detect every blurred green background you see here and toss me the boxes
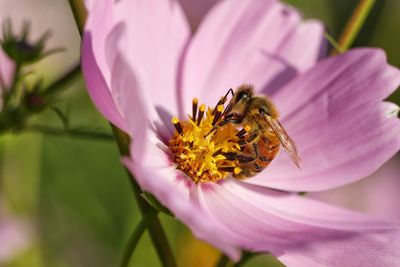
[1,1,399,267]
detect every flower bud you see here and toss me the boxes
[1,19,60,65]
[23,81,47,112]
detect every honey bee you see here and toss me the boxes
[216,84,301,178]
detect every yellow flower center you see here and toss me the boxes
[169,98,244,183]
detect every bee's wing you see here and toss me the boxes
[264,116,301,168]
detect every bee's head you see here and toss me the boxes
[233,84,254,105]
[249,97,279,119]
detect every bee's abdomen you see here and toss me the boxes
[233,134,280,179]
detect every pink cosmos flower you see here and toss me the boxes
[82,0,400,265]
[0,204,31,263]
[0,48,14,110]
[0,13,14,95]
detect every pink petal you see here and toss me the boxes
[81,0,128,131]
[0,49,14,110]
[109,54,151,146]
[122,140,241,260]
[82,35,127,131]
[246,48,400,192]
[181,0,326,112]
[199,179,400,266]
[83,0,115,82]
[0,213,31,263]
[178,0,218,31]
[272,19,327,73]
[0,48,14,90]
[112,0,190,118]
[310,157,400,221]
[83,0,190,130]
[109,50,179,145]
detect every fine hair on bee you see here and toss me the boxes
[209,84,301,178]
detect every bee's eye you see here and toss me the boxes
[259,108,268,116]
[236,91,249,101]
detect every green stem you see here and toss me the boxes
[332,0,376,54]
[26,124,114,141]
[111,125,178,267]
[10,63,21,91]
[215,254,231,267]
[120,209,158,267]
[44,64,81,97]
[66,1,177,265]
[216,252,257,267]
[4,63,21,104]
[68,0,87,35]
[232,252,256,267]
[324,32,344,54]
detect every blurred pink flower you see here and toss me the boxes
[0,49,14,89]
[82,0,400,265]
[0,48,14,110]
[0,13,14,93]
[0,207,31,263]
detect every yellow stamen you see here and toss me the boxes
[197,104,206,126]
[169,101,241,183]
[212,104,225,126]
[171,116,183,135]
[192,98,198,121]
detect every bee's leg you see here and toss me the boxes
[237,130,260,142]
[205,114,243,138]
[236,128,247,138]
[221,152,237,161]
[219,113,243,125]
[206,114,243,136]
[238,131,260,150]
[221,101,234,118]
[246,132,260,143]
[237,155,256,163]
[220,151,255,163]
[237,139,247,147]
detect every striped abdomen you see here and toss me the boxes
[233,131,280,179]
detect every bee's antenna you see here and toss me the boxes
[227,88,234,97]
[207,88,236,138]
[212,88,234,115]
